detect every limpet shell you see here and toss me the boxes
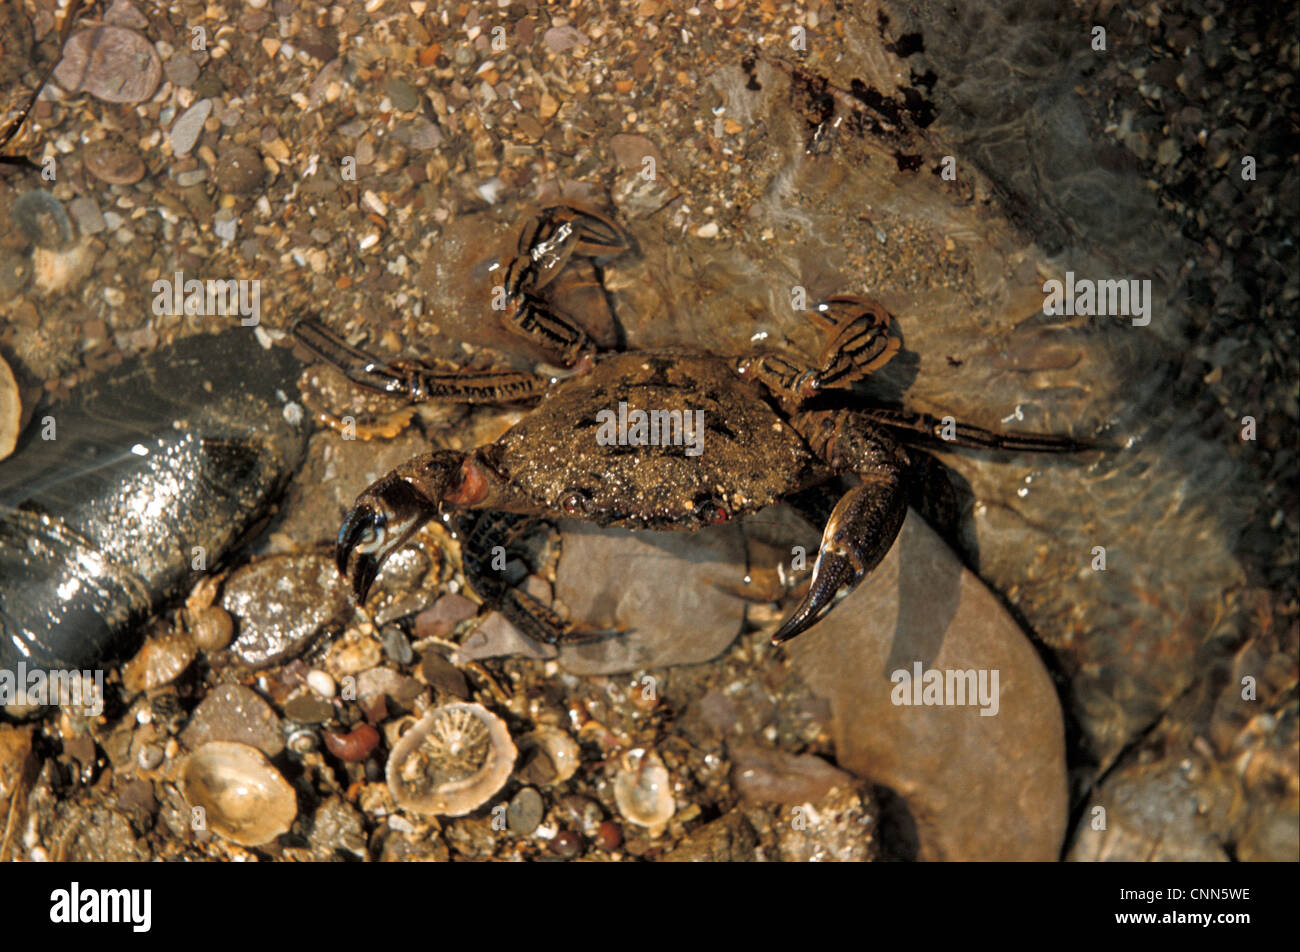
[516,727,581,785]
[613,748,675,829]
[178,741,297,846]
[0,352,20,461]
[386,702,516,816]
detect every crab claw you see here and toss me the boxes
[770,472,907,645]
[770,548,862,644]
[336,452,466,603]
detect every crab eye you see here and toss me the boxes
[560,490,592,515]
[693,496,728,524]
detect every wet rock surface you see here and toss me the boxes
[223,554,350,668]
[553,521,748,675]
[787,513,1069,861]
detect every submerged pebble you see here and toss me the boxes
[222,553,350,668]
[323,724,380,763]
[181,683,284,758]
[13,191,74,249]
[507,787,544,835]
[54,26,161,104]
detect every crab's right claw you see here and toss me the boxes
[336,452,465,602]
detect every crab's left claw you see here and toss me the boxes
[770,461,907,645]
[336,452,466,603]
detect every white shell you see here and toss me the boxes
[386,702,517,817]
[179,742,297,846]
[613,748,675,828]
[0,353,19,461]
[518,727,581,785]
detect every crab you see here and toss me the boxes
[293,203,1085,647]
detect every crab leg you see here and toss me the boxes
[809,296,901,388]
[772,413,910,644]
[291,318,552,404]
[856,406,1088,453]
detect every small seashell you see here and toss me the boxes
[515,727,580,786]
[122,630,196,694]
[305,669,335,698]
[0,352,21,462]
[190,606,234,652]
[613,748,675,829]
[386,702,516,816]
[178,741,297,846]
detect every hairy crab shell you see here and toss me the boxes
[386,702,517,816]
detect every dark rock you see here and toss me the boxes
[181,683,284,757]
[660,810,758,862]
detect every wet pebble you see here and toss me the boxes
[786,515,1068,861]
[85,141,146,185]
[13,191,74,249]
[595,820,623,851]
[282,694,334,724]
[181,683,285,757]
[661,810,757,862]
[66,197,105,237]
[164,52,200,88]
[306,669,335,698]
[457,611,556,663]
[169,99,212,157]
[507,787,544,835]
[385,77,419,111]
[215,146,266,194]
[135,744,163,770]
[549,829,583,858]
[730,746,855,804]
[322,724,380,763]
[419,652,470,699]
[54,26,161,104]
[381,625,413,665]
[308,797,367,860]
[543,25,588,53]
[413,593,479,638]
[222,553,350,668]
[553,521,747,675]
[393,118,444,151]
